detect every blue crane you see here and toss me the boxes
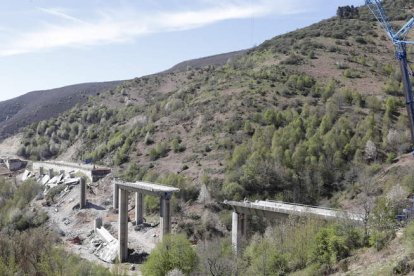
[366,0,414,147]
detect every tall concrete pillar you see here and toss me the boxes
[39,166,44,175]
[159,194,171,241]
[118,188,129,262]
[113,183,119,209]
[94,217,103,232]
[48,168,54,177]
[80,177,86,209]
[135,192,144,225]
[232,212,247,254]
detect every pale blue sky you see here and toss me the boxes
[0,0,363,101]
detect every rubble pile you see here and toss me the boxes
[22,169,81,195]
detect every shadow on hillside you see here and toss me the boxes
[127,249,149,264]
[86,202,105,211]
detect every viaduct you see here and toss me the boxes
[113,180,179,262]
[224,200,363,253]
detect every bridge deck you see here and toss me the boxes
[224,200,363,222]
[114,180,179,196]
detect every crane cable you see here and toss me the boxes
[250,0,255,48]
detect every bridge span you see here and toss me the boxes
[224,200,363,253]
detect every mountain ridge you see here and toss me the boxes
[0,49,253,141]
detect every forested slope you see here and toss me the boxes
[16,0,414,205]
[6,0,414,274]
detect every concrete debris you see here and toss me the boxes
[21,170,33,181]
[92,227,120,263]
[95,239,119,263]
[34,168,82,196]
[96,226,116,244]
[64,177,81,186]
[49,174,64,185]
[130,265,136,271]
[27,171,158,266]
[46,183,58,190]
[91,238,103,247]
[41,175,50,185]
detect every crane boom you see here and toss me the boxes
[365,0,414,148]
[366,0,394,40]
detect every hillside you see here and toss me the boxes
[0,81,122,140]
[163,49,248,73]
[14,1,414,202]
[0,49,249,143]
[4,0,414,274]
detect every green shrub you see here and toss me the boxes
[355,36,367,44]
[369,197,397,250]
[171,138,186,153]
[221,182,245,200]
[243,235,289,275]
[312,225,350,266]
[343,69,360,79]
[159,174,199,202]
[142,234,198,276]
[149,142,170,161]
[46,185,66,203]
[383,80,401,96]
[404,221,414,250]
[282,54,304,65]
[145,195,160,214]
[0,228,113,275]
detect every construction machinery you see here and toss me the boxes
[366,0,414,147]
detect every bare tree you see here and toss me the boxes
[357,170,377,243]
[196,239,238,276]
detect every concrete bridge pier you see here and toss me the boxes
[94,217,103,232]
[114,180,179,262]
[135,192,144,225]
[80,177,86,209]
[113,183,119,210]
[118,188,129,262]
[160,194,172,241]
[232,212,247,254]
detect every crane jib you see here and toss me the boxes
[366,0,414,150]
